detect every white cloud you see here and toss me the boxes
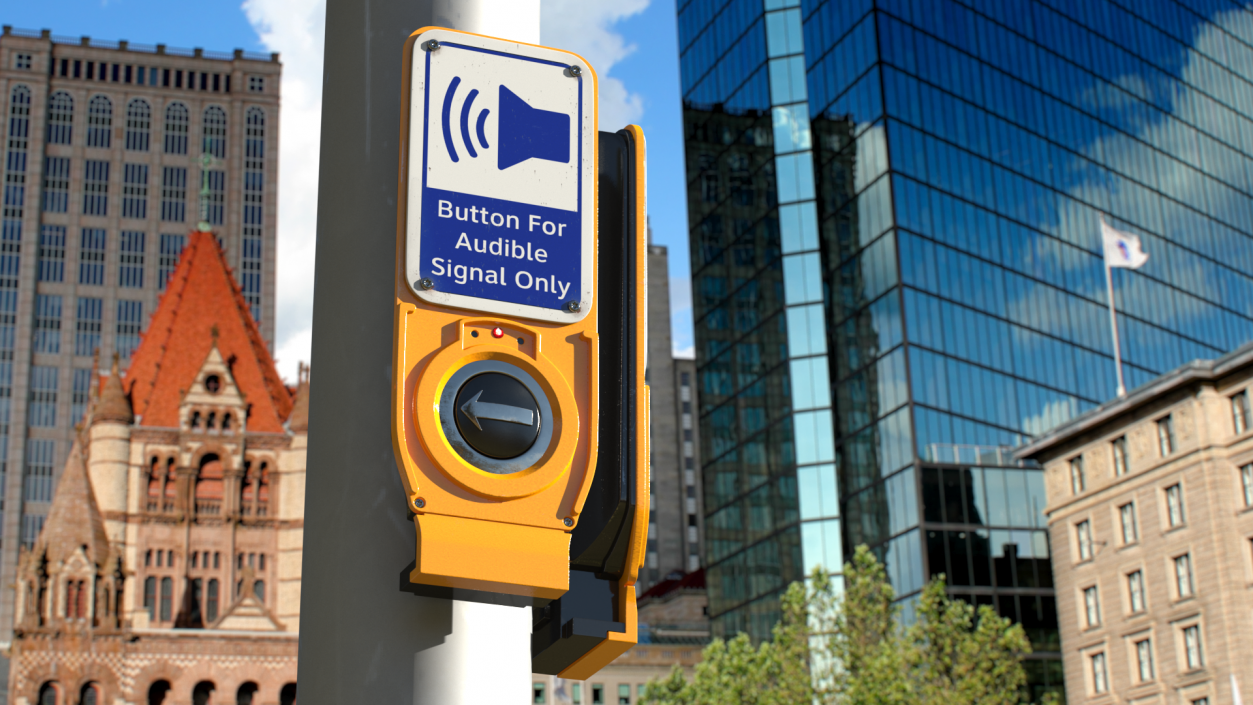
[540,0,649,130]
[242,0,326,384]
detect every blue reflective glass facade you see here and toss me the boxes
[680,0,1253,698]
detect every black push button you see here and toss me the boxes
[453,373,542,459]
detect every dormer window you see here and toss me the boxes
[190,411,201,429]
[206,411,217,430]
[205,374,221,393]
[222,413,232,432]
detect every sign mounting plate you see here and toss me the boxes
[405,28,597,323]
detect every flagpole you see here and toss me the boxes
[1102,231,1127,398]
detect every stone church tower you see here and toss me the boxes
[7,232,305,705]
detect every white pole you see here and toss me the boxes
[433,0,541,43]
[1104,262,1127,397]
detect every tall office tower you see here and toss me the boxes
[679,0,1253,697]
[0,27,280,640]
[643,242,705,593]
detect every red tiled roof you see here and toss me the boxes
[123,231,292,432]
[639,568,706,601]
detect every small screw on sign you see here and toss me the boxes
[418,278,435,290]
[564,301,581,313]
[563,517,574,527]
[566,65,582,78]
[423,39,441,52]
[414,497,426,509]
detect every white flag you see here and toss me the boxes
[1101,218,1149,269]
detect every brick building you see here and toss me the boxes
[0,27,281,645]
[1018,342,1253,704]
[6,230,304,705]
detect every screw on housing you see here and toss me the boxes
[567,65,582,78]
[564,301,581,313]
[414,497,426,509]
[423,39,440,52]
[563,517,574,527]
[418,278,435,290]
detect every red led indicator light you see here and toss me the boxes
[491,327,505,339]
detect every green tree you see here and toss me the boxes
[642,545,1037,705]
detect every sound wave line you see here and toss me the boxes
[476,109,491,150]
[460,88,479,159]
[441,76,461,163]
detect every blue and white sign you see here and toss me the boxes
[405,29,597,322]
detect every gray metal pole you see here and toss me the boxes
[299,1,541,704]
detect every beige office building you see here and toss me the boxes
[1018,343,1253,705]
[0,27,280,646]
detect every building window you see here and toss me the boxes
[592,684,604,705]
[1194,699,1210,705]
[1070,456,1085,494]
[79,229,106,285]
[1184,625,1203,670]
[533,683,545,704]
[161,167,187,222]
[47,91,73,145]
[159,577,173,621]
[122,164,148,219]
[1120,502,1138,544]
[117,300,143,359]
[159,234,186,290]
[1175,553,1194,598]
[83,161,109,216]
[41,157,70,213]
[38,226,65,282]
[204,170,225,225]
[242,107,265,321]
[1128,570,1146,613]
[572,684,582,705]
[143,576,156,618]
[618,684,630,704]
[72,368,91,424]
[1091,653,1108,694]
[1083,585,1100,627]
[33,295,62,354]
[125,98,151,151]
[1234,391,1252,434]
[29,366,58,427]
[1243,464,1253,508]
[86,95,112,148]
[248,76,264,92]
[120,231,145,288]
[14,53,32,70]
[1077,520,1093,561]
[207,579,220,623]
[1136,638,1154,682]
[20,515,44,549]
[24,439,56,501]
[164,102,189,155]
[1111,435,1128,476]
[202,106,228,158]
[1166,484,1185,527]
[75,297,102,357]
[1157,415,1175,456]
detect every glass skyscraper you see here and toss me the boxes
[680,0,1253,698]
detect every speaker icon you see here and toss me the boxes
[441,76,571,171]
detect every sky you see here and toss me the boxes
[6,0,695,382]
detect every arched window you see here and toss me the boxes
[147,680,171,705]
[65,579,87,619]
[125,98,151,151]
[192,681,215,705]
[46,90,71,144]
[202,106,227,158]
[222,413,233,432]
[280,683,296,705]
[159,577,172,622]
[254,579,265,603]
[195,454,224,515]
[164,102,188,155]
[241,460,270,517]
[206,578,219,623]
[87,95,112,148]
[38,682,60,705]
[81,682,100,705]
[236,682,258,705]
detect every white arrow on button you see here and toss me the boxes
[459,390,536,430]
